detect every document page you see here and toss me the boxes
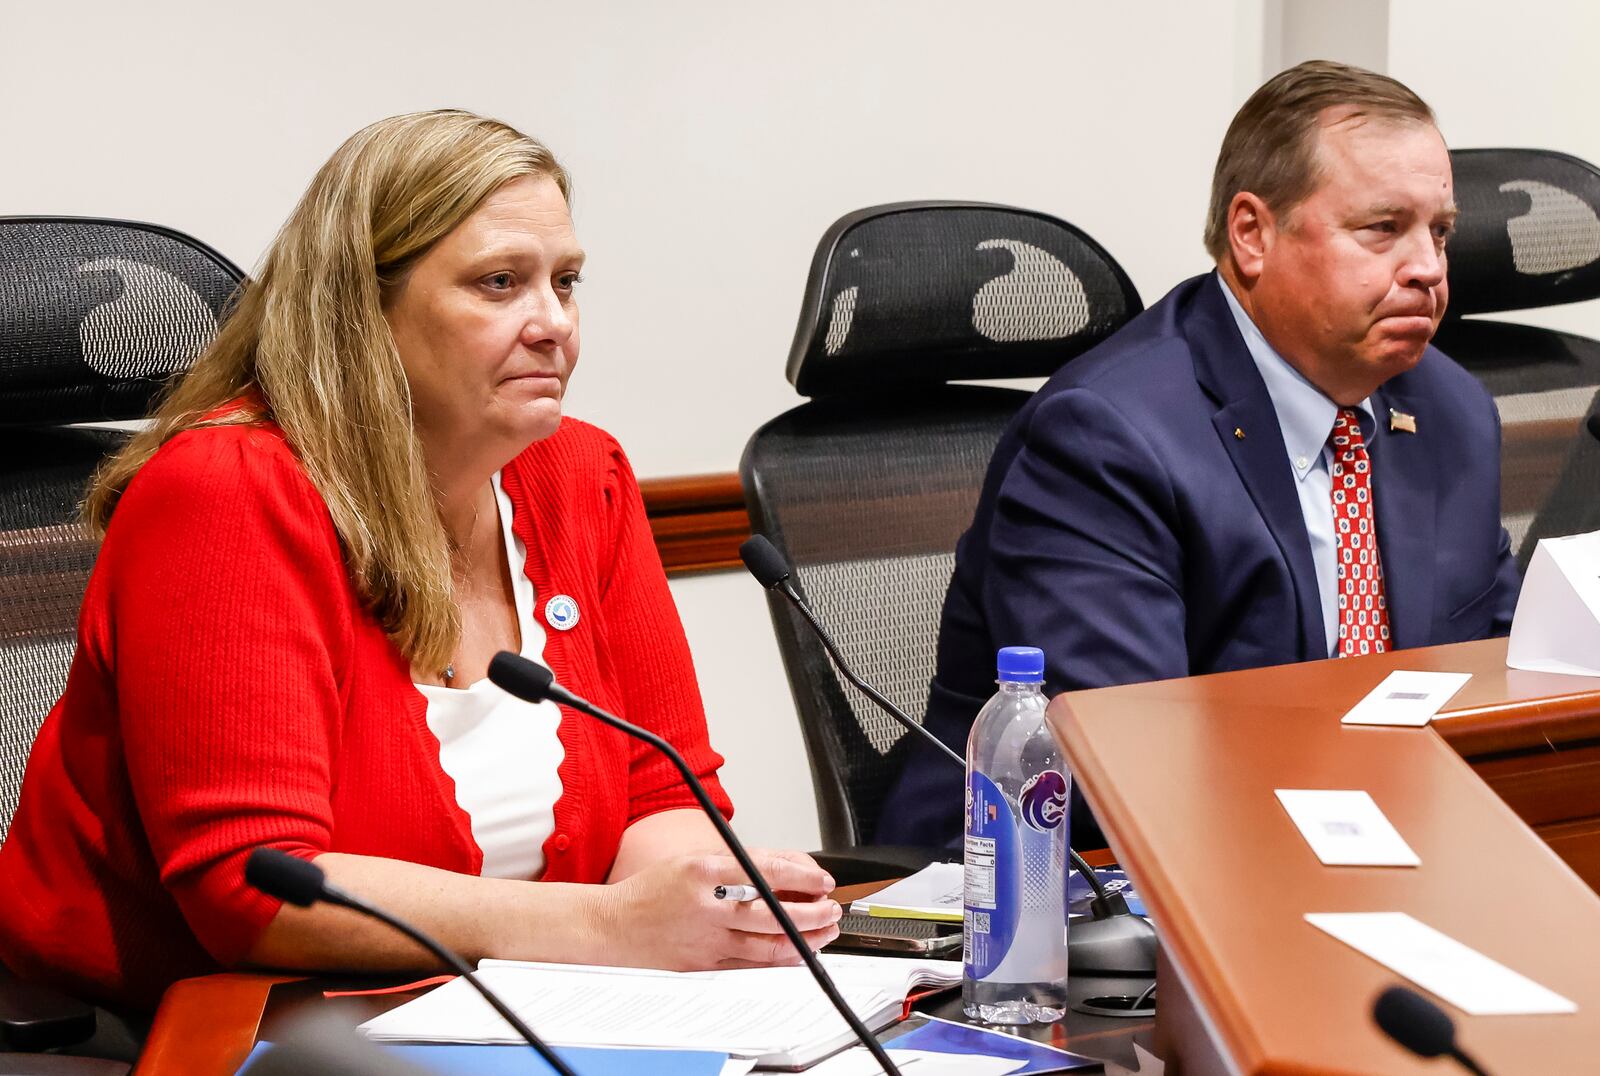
[359,955,959,1058]
[1305,912,1576,1016]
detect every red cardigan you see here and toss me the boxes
[0,417,732,1013]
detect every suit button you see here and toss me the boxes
[553,833,571,852]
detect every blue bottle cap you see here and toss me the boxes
[996,646,1045,682]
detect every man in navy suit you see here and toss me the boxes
[878,60,1521,848]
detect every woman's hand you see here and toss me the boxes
[597,850,843,970]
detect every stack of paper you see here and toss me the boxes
[850,861,1147,921]
[849,862,964,922]
[359,953,960,1070]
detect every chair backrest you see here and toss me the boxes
[1436,149,1600,568]
[742,202,1141,848]
[0,217,244,839]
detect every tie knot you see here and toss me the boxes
[1330,407,1366,451]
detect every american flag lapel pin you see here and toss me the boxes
[1389,408,1417,434]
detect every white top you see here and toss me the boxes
[416,472,566,880]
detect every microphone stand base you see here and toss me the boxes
[1068,911,1159,979]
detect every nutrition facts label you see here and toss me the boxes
[964,835,996,909]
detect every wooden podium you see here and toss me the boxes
[1049,636,1600,1074]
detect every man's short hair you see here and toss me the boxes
[1203,60,1436,260]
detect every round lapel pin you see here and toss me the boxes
[544,594,580,631]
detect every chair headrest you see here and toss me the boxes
[0,217,245,425]
[786,201,1142,397]
[1447,148,1600,316]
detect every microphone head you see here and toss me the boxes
[1373,985,1456,1059]
[488,650,555,703]
[739,535,791,589]
[245,848,328,908]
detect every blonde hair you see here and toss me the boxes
[84,109,571,673]
[1203,60,1435,260]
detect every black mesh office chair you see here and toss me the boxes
[741,202,1142,856]
[1435,149,1600,567]
[0,217,244,1067]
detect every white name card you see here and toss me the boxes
[1340,671,1472,727]
[1305,912,1576,1016]
[1275,790,1419,867]
[1507,530,1600,677]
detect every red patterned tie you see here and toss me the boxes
[1330,408,1390,657]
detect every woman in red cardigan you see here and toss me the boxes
[0,110,840,1014]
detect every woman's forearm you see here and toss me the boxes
[244,840,841,977]
[244,852,610,973]
[606,809,726,882]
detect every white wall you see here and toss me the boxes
[1388,0,1600,341]
[0,0,1254,475]
[1271,0,1391,75]
[6,2,1597,848]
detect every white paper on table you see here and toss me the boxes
[849,861,964,921]
[1274,790,1420,867]
[359,954,959,1055]
[1103,1042,1166,1076]
[806,1049,1022,1075]
[1305,912,1576,1015]
[719,1061,757,1076]
[1340,670,1472,726]
[1507,531,1600,676]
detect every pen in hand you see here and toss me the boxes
[713,884,760,902]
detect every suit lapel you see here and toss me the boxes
[1369,382,1436,649]
[1186,279,1324,662]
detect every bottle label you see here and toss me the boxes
[963,770,1018,980]
[1020,769,1068,832]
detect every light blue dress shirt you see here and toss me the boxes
[1215,273,1375,658]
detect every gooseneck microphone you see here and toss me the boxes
[740,536,963,772]
[1373,985,1491,1075]
[488,652,904,1076]
[739,535,1158,981]
[244,848,578,1076]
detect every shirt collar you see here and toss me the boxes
[1214,272,1374,481]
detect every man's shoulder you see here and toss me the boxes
[1029,274,1217,413]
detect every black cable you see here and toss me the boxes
[778,577,1113,905]
[782,581,964,769]
[319,889,579,1076]
[519,670,904,1076]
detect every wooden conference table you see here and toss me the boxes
[135,874,1154,1074]
[1050,635,1600,1074]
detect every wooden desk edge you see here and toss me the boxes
[1050,641,1600,1075]
[1049,697,1268,1073]
[136,972,301,1076]
[1437,694,1600,757]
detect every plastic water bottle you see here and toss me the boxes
[962,645,1069,1024]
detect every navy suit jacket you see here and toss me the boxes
[877,273,1521,848]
